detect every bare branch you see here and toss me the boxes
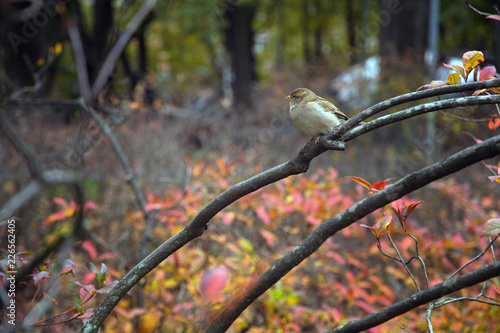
[330,260,500,333]
[449,235,500,279]
[343,94,500,142]
[80,79,500,332]
[67,19,92,103]
[206,135,500,332]
[338,78,500,133]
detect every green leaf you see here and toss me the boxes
[69,293,81,305]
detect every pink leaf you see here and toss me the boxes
[260,229,277,247]
[53,197,68,206]
[255,207,271,225]
[81,240,98,259]
[200,266,229,301]
[486,14,500,21]
[84,201,99,210]
[222,212,235,225]
[479,66,497,81]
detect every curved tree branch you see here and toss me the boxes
[338,78,500,133]
[206,135,500,332]
[80,77,500,333]
[343,94,500,141]
[330,260,500,333]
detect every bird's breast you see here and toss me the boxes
[289,103,343,137]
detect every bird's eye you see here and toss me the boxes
[292,95,296,98]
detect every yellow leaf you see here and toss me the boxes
[447,73,461,85]
[463,50,484,80]
[54,42,62,55]
[238,238,254,254]
[163,278,179,289]
[139,313,160,333]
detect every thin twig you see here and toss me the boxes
[330,261,500,333]
[449,235,500,279]
[386,232,421,291]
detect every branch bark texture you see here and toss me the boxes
[206,135,500,332]
[80,79,500,332]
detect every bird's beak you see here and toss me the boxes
[285,95,292,101]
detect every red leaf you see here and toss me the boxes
[407,200,424,216]
[491,284,500,295]
[487,119,500,130]
[372,181,387,192]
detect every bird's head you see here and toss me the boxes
[285,88,316,104]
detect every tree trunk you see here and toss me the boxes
[89,0,113,84]
[223,0,257,109]
[346,0,357,64]
[379,0,429,60]
[275,0,285,71]
[301,0,312,64]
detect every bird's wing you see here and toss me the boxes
[315,97,349,121]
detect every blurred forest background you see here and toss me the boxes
[1,0,500,332]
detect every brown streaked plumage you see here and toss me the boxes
[285,88,348,137]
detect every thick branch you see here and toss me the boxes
[338,78,500,133]
[80,92,500,332]
[79,142,331,332]
[206,135,500,332]
[343,94,500,141]
[331,260,500,333]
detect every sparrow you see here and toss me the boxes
[285,88,349,138]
